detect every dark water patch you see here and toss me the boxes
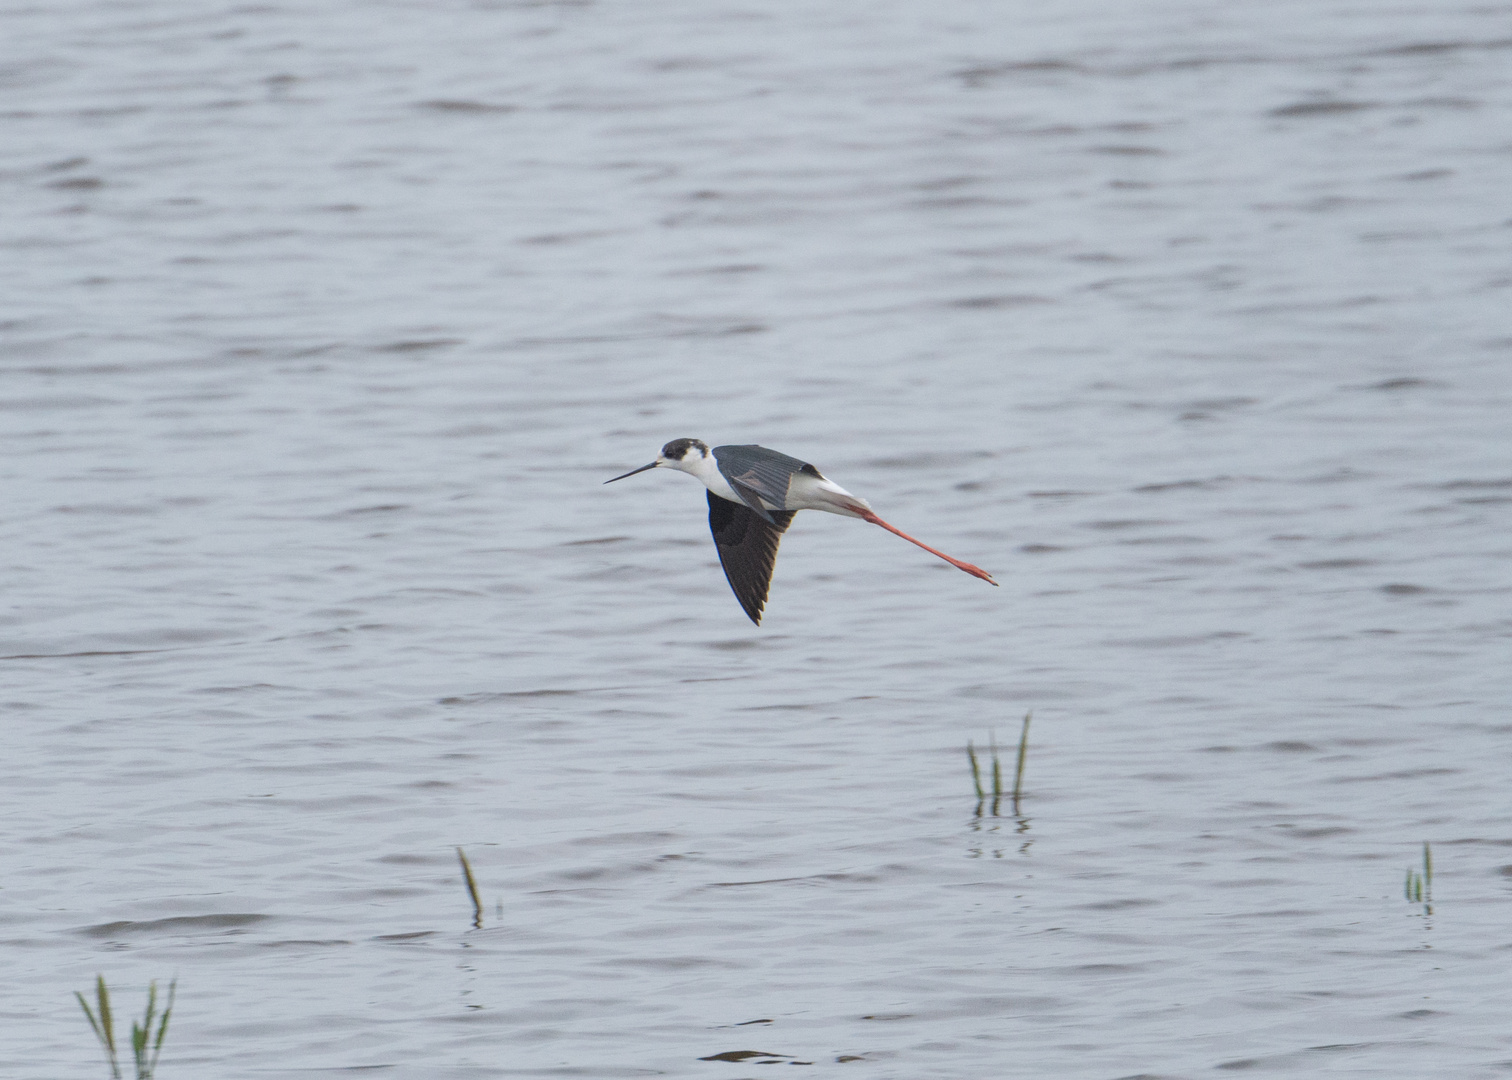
[261,939,352,947]
[519,229,624,245]
[699,1050,797,1063]
[376,853,446,865]
[372,338,462,353]
[1380,583,1430,595]
[77,913,273,938]
[1080,898,1159,910]
[956,681,1105,701]
[1298,558,1374,569]
[1365,377,1442,390]
[320,503,410,518]
[702,638,771,651]
[945,294,1054,309]
[1090,145,1164,156]
[1071,963,1145,973]
[440,688,588,704]
[1270,100,1378,117]
[602,955,743,971]
[956,60,1084,87]
[1134,476,1239,492]
[669,262,766,275]
[1367,38,1512,56]
[0,394,119,411]
[1428,478,1512,490]
[1084,518,1169,531]
[563,535,631,545]
[1,647,177,660]
[569,831,679,847]
[504,321,766,348]
[417,100,516,113]
[1405,97,1479,110]
[1109,631,1246,648]
[1274,826,1353,838]
[1329,767,1462,783]
[1116,534,1209,546]
[911,195,1027,210]
[707,872,883,888]
[191,682,296,695]
[866,449,995,468]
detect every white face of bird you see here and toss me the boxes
[656,438,710,474]
[604,438,710,485]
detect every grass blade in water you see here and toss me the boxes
[457,846,484,929]
[1012,711,1032,810]
[966,741,984,800]
[75,975,121,1080]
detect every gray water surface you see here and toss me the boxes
[4,1,1511,1077]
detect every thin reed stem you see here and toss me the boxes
[966,742,984,800]
[75,975,121,1080]
[1011,711,1032,811]
[457,846,484,929]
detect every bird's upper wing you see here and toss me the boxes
[707,489,796,625]
[712,444,823,522]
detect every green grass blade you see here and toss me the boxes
[457,847,484,929]
[1012,711,1032,807]
[77,977,121,1079]
[97,976,116,1058]
[151,980,177,1069]
[132,1020,149,1077]
[966,742,984,799]
[75,991,105,1046]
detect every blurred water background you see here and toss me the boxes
[3,1,1511,1076]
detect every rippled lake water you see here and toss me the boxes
[4,1,1511,1077]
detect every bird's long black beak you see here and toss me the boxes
[604,461,658,484]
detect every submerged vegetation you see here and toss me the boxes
[967,711,1032,817]
[1405,842,1433,907]
[75,975,175,1080]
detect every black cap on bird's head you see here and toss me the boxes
[604,438,709,483]
[659,438,708,461]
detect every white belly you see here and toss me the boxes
[785,472,871,517]
[698,471,764,508]
[698,470,871,518]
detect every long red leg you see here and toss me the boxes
[852,507,998,585]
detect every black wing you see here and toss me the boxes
[707,490,797,625]
[712,444,823,522]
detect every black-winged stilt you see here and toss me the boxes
[605,438,997,624]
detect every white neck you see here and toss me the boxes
[669,449,743,504]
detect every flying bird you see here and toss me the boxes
[605,439,997,624]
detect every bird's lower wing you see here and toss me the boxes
[707,491,796,625]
